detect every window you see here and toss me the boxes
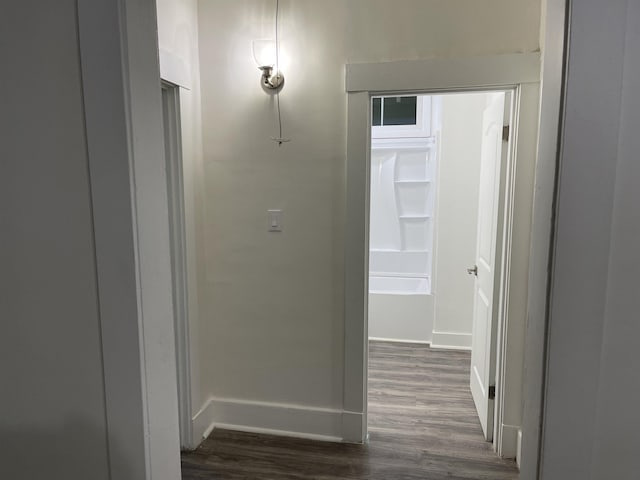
[372,96,418,126]
[371,95,432,139]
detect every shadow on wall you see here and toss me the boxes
[0,416,132,480]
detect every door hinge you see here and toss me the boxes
[502,125,510,142]
[488,385,496,400]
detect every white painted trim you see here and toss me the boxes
[344,55,546,463]
[159,48,192,90]
[341,411,365,444]
[78,0,181,478]
[517,428,523,469]
[117,0,182,476]
[77,0,150,476]
[430,332,473,350]
[500,424,520,459]
[161,83,193,450]
[368,337,431,345]
[491,83,541,460]
[520,2,568,480]
[343,91,370,444]
[191,398,215,445]
[346,54,541,93]
[493,90,513,452]
[372,95,432,138]
[193,397,344,442]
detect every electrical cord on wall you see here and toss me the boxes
[272,0,289,145]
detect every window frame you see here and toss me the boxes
[371,95,432,138]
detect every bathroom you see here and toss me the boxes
[368,92,505,349]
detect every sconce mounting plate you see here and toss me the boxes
[259,66,285,90]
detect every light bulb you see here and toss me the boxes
[252,39,277,68]
[251,39,284,90]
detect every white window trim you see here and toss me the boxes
[372,95,432,138]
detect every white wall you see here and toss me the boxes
[2,1,185,477]
[0,2,110,478]
[194,0,540,439]
[156,0,208,444]
[431,93,489,349]
[590,4,640,475]
[592,5,640,479]
[541,1,640,478]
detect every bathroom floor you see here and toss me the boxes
[181,341,518,479]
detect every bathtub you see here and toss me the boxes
[368,252,434,342]
[369,275,429,295]
[368,286,434,343]
[369,250,431,293]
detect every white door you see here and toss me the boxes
[469,92,506,441]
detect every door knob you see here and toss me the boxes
[467,265,478,276]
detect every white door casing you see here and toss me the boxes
[470,92,506,441]
[161,82,193,450]
[345,55,541,448]
[78,0,182,476]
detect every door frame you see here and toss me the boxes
[343,54,541,462]
[77,0,182,477]
[161,81,193,450]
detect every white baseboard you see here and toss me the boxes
[430,331,472,350]
[192,399,216,446]
[192,397,345,444]
[341,410,365,443]
[516,429,523,469]
[499,423,519,459]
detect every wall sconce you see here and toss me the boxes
[252,39,284,90]
[253,0,289,144]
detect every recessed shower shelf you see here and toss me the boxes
[399,215,431,219]
[394,179,431,184]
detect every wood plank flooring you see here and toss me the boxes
[181,341,519,479]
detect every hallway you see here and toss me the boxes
[181,341,518,479]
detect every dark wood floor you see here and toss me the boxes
[181,341,519,479]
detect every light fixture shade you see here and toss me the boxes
[252,39,277,68]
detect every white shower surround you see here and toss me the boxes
[368,100,437,290]
[368,96,438,342]
[368,93,491,345]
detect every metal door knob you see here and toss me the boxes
[467,265,478,276]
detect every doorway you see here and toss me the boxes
[344,55,541,465]
[367,90,513,454]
